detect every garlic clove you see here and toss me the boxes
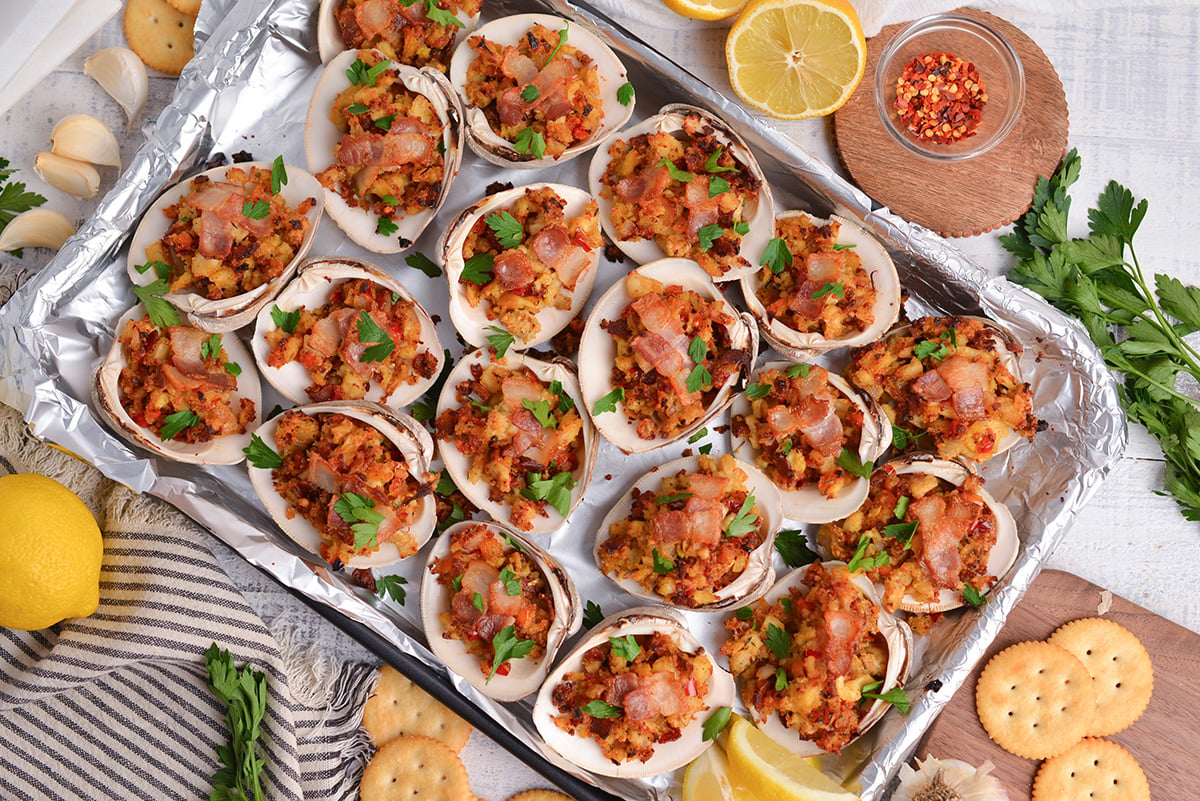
[0,209,75,252]
[50,114,122,169]
[83,47,148,131]
[34,152,101,199]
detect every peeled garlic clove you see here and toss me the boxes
[51,114,122,169]
[0,209,75,252]
[84,47,148,130]
[35,152,101,199]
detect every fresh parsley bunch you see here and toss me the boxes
[1003,149,1200,520]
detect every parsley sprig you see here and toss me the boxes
[333,493,385,551]
[1004,148,1200,520]
[0,157,48,256]
[205,644,268,801]
[488,625,534,681]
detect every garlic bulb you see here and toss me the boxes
[892,757,1010,801]
[0,209,75,252]
[84,47,148,131]
[51,114,121,169]
[34,152,101,198]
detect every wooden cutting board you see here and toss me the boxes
[917,569,1200,800]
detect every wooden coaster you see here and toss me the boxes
[832,9,1068,238]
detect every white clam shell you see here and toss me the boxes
[749,561,913,757]
[305,49,464,253]
[881,454,1020,614]
[92,305,263,465]
[448,13,632,169]
[316,0,483,65]
[436,347,597,533]
[587,103,776,282]
[533,606,736,778]
[419,522,582,701]
[731,361,892,523]
[740,212,901,358]
[246,400,436,568]
[578,257,758,453]
[251,257,444,408]
[126,161,325,333]
[592,454,783,610]
[439,182,601,350]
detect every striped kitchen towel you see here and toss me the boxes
[0,404,376,801]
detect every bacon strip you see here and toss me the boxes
[912,370,953,402]
[197,211,235,258]
[687,473,730,499]
[684,176,720,239]
[354,0,394,39]
[805,250,845,283]
[530,225,589,291]
[910,494,965,589]
[936,355,993,422]
[336,131,437,167]
[623,672,686,721]
[214,191,273,238]
[822,608,863,676]
[614,164,670,205]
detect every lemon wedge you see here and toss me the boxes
[659,0,748,21]
[725,0,866,119]
[725,716,861,801]
[683,742,760,801]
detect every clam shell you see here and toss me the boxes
[439,183,601,350]
[126,162,324,333]
[578,257,758,453]
[587,103,775,282]
[883,454,1020,614]
[305,49,464,253]
[246,400,436,568]
[532,606,736,778]
[250,257,444,408]
[749,562,913,757]
[419,522,582,701]
[447,13,632,169]
[740,212,901,358]
[92,305,263,465]
[436,348,597,533]
[731,361,892,523]
[592,454,783,610]
[316,0,483,65]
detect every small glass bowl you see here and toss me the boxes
[874,13,1025,161]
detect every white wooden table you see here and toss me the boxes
[2,3,1198,798]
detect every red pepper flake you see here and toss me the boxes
[893,52,988,144]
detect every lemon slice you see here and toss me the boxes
[725,0,866,119]
[683,743,759,801]
[725,716,861,801]
[660,0,748,21]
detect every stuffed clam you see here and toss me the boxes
[588,103,775,282]
[434,348,596,533]
[593,454,782,610]
[448,13,632,168]
[731,362,892,523]
[440,183,602,350]
[305,48,463,253]
[246,401,436,569]
[316,0,483,69]
[251,257,444,408]
[420,521,581,701]
[816,455,1020,613]
[126,161,323,332]
[93,305,262,465]
[720,561,913,756]
[845,315,1039,463]
[740,211,901,359]
[533,607,736,778]
[579,258,757,453]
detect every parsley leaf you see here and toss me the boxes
[812,281,845,300]
[688,335,707,364]
[735,606,753,621]
[460,252,495,284]
[860,682,911,714]
[962,584,987,607]
[522,398,557,428]
[582,699,621,718]
[376,216,399,237]
[912,338,951,361]
[241,199,270,220]
[893,495,911,520]
[486,210,524,249]
[775,529,819,568]
[786,364,810,378]
[159,410,199,441]
[882,520,919,546]
[696,223,723,251]
[520,470,576,517]
[698,443,713,455]
[652,548,675,574]
[833,242,857,251]
[775,667,789,691]
[609,634,641,661]
[423,0,464,28]
[592,387,624,415]
[473,592,485,612]
[657,156,695,184]
[704,146,738,174]
[270,156,287,194]
[271,304,301,334]
[760,238,793,275]
[656,492,693,504]
[733,221,750,236]
[688,427,708,444]
[519,83,540,102]
[357,311,395,362]
[746,382,771,399]
[485,325,515,357]
[346,102,369,114]
[243,435,283,470]
[133,278,181,328]
[489,625,535,681]
[346,57,390,86]
[685,364,712,394]
[847,533,889,573]
[512,127,546,159]
[708,175,730,198]
[333,493,385,551]
[405,252,441,277]
[724,494,758,537]
[204,644,268,801]
[616,81,635,106]
[891,423,918,449]
[374,113,397,132]
[702,706,731,741]
[545,25,569,64]
[583,600,604,629]
[200,334,222,361]
[765,623,790,660]
[836,448,873,479]
[0,158,48,252]
[376,575,408,604]
[224,362,242,377]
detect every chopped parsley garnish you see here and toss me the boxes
[775,667,789,691]
[134,259,169,275]
[376,575,407,604]
[735,606,753,621]
[765,623,790,660]
[374,114,397,132]
[497,566,522,596]
[913,333,954,361]
[582,700,621,718]
[847,533,889,573]
[381,194,400,207]
[592,387,624,415]
[357,311,395,362]
[733,221,750,236]
[652,548,675,574]
[702,706,731,742]
[436,470,457,496]
[460,252,495,285]
[489,625,535,681]
[270,156,287,194]
[520,470,576,517]
[860,681,910,713]
[132,275,181,329]
[708,175,730,198]
[346,102,369,114]
[243,434,283,469]
[704,146,738,174]
[512,127,546,159]
[836,448,873,479]
[200,334,222,361]
[0,157,47,255]
[545,25,569,63]
[616,81,635,106]
[655,492,693,504]
[761,237,794,275]
[657,156,695,184]
[405,251,441,277]
[891,423,918,449]
[548,380,574,413]
[271,304,301,334]
[333,493,385,551]
[224,362,242,377]
[451,575,463,592]
[485,325,515,357]
[812,281,845,300]
[472,592,485,612]
[159,410,200,441]
[583,600,604,629]
[346,56,390,86]
[724,494,758,537]
[775,529,819,568]
[520,85,539,102]
[882,520,919,546]
[688,427,708,444]
[696,223,723,251]
[779,439,792,455]
[893,495,911,520]
[786,364,810,378]
[687,335,707,364]
[609,634,641,661]
[685,336,711,393]
[522,398,557,429]
[419,0,464,28]
[832,242,857,251]
[376,216,399,237]
[241,199,270,220]
[962,584,987,607]
[746,382,771,399]
[486,210,524,249]
[698,443,713,455]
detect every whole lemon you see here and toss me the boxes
[0,473,103,631]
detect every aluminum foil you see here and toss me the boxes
[0,0,1126,798]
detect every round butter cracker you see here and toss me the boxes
[165,0,202,15]
[508,791,576,801]
[1049,617,1154,737]
[1032,738,1150,801]
[362,665,473,752]
[124,0,196,76]
[975,640,1096,759]
[360,735,472,801]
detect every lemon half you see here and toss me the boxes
[660,0,748,21]
[725,716,861,801]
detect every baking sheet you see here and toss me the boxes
[0,0,1126,798]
